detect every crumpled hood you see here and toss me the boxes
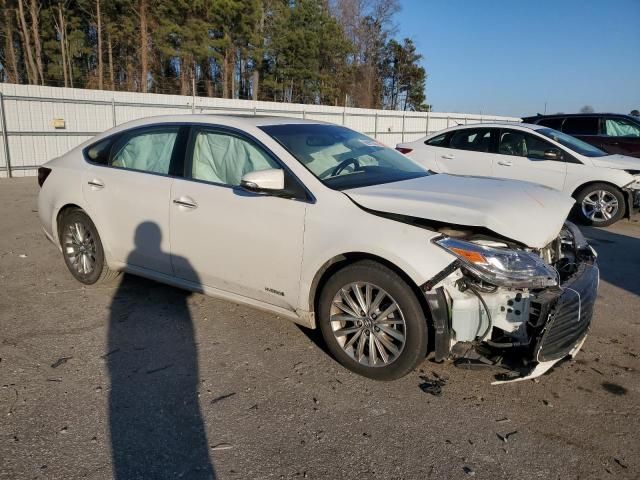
[590,154,640,171]
[344,174,575,249]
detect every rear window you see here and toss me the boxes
[562,117,599,135]
[425,133,448,146]
[537,118,564,130]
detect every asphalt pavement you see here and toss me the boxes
[1,177,638,479]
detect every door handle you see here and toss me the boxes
[88,179,104,189]
[173,197,198,209]
[441,154,455,159]
[497,160,512,166]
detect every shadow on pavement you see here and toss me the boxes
[107,222,215,479]
[582,225,640,296]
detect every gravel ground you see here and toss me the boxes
[1,177,639,480]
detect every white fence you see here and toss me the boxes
[0,83,520,178]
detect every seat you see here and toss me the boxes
[499,133,527,156]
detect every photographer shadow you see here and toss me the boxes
[107,222,216,479]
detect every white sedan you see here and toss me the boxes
[397,123,640,226]
[38,116,598,381]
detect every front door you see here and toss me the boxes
[600,117,640,157]
[169,126,307,310]
[492,129,567,190]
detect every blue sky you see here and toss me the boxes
[395,0,640,117]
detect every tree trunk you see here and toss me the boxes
[179,58,189,96]
[56,5,68,88]
[222,38,231,99]
[107,31,114,90]
[28,0,43,84]
[96,0,103,90]
[16,1,36,84]
[2,1,19,83]
[139,0,148,92]
[252,70,259,101]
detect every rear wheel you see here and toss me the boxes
[59,209,119,285]
[574,183,625,227]
[318,260,428,380]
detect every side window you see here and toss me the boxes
[562,117,598,135]
[538,118,564,130]
[425,133,448,146]
[191,130,280,186]
[604,118,640,137]
[85,137,113,165]
[499,130,557,160]
[449,129,492,152]
[110,128,179,174]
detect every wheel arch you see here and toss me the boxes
[571,180,628,216]
[55,203,84,242]
[308,252,432,340]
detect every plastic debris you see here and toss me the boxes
[51,357,72,369]
[418,374,446,396]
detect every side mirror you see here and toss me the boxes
[240,168,285,193]
[543,149,563,160]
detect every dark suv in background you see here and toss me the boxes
[522,113,640,158]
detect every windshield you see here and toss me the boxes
[536,127,607,157]
[260,123,429,190]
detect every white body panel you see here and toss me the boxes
[399,123,640,196]
[169,178,306,310]
[38,114,578,331]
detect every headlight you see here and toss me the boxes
[434,237,558,289]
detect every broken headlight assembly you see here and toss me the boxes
[434,237,558,289]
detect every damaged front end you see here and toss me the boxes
[422,221,599,383]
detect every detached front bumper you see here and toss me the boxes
[623,187,640,218]
[424,233,599,383]
[530,262,598,364]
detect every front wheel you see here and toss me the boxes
[317,260,428,380]
[574,183,625,227]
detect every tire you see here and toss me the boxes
[317,260,428,381]
[574,183,625,227]
[58,209,120,285]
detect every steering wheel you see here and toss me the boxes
[319,158,361,179]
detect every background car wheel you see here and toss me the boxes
[574,183,625,227]
[318,260,428,380]
[58,209,119,285]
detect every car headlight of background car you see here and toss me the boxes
[434,237,558,289]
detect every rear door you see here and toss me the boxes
[492,129,567,190]
[600,117,640,157]
[82,125,187,275]
[434,127,496,176]
[561,116,600,150]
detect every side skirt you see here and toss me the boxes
[111,261,315,329]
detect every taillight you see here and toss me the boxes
[37,167,52,187]
[396,147,413,154]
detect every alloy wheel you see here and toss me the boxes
[329,282,406,367]
[581,190,619,223]
[63,221,97,275]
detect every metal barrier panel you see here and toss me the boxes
[0,84,520,176]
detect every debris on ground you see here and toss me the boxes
[495,417,510,423]
[418,374,446,396]
[51,357,72,369]
[462,466,475,476]
[496,431,518,443]
[210,392,236,405]
[613,458,628,469]
[210,443,233,451]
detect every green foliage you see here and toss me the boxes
[0,0,428,109]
